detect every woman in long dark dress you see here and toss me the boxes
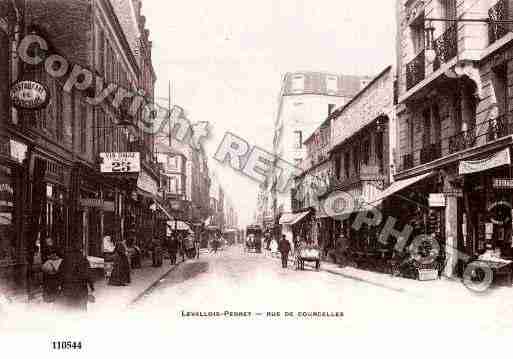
[109,241,131,286]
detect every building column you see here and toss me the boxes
[444,194,458,278]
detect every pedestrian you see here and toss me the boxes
[41,236,62,263]
[108,241,131,286]
[278,234,291,268]
[167,235,179,265]
[41,249,62,303]
[179,235,186,262]
[210,236,219,254]
[57,245,94,312]
[151,236,163,267]
[270,237,279,258]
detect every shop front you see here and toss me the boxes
[455,147,513,283]
[0,136,28,295]
[278,210,310,249]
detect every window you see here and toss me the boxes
[375,132,384,172]
[492,63,508,116]
[80,104,87,153]
[353,145,360,174]
[344,152,350,178]
[328,104,335,116]
[97,30,104,75]
[326,75,338,94]
[55,87,63,140]
[335,155,341,180]
[362,139,370,165]
[440,0,456,30]
[408,118,415,153]
[0,165,17,265]
[293,130,303,149]
[294,158,302,167]
[422,108,431,147]
[291,74,305,93]
[410,15,425,55]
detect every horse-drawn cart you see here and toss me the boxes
[294,245,321,271]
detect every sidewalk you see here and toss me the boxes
[262,249,513,302]
[88,257,182,313]
[3,257,183,313]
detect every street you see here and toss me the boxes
[129,246,513,337]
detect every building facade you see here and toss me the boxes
[268,72,371,230]
[0,0,159,297]
[395,0,513,276]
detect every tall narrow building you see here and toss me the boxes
[268,72,371,226]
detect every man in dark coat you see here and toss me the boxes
[278,235,291,268]
[167,235,179,265]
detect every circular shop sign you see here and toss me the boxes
[10,80,50,110]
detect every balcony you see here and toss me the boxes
[406,50,425,90]
[328,165,384,192]
[419,142,442,164]
[449,114,513,154]
[489,0,510,45]
[402,153,414,171]
[433,24,458,71]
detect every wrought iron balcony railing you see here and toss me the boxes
[448,114,513,154]
[489,0,510,44]
[406,50,425,90]
[419,141,442,164]
[433,24,458,71]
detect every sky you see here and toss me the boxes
[143,0,396,227]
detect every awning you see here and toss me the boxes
[167,220,193,232]
[206,225,219,231]
[368,171,434,204]
[459,148,510,175]
[279,210,310,225]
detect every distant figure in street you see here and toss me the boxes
[278,235,291,268]
[270,238,279,258]
[210,236,219,254]
[109,241,131,286]
[151,236,163,267]
[167,236,179,264]
[58,245,94,312]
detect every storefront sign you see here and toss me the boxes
[493,178,513,189]
[100,152,140,173]
[10,80,50,110]
[137,170,158,196]
[459,148,511,175]
[429,193,446,207]
[80,198,114,211]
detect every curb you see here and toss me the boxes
[129,259,185,305]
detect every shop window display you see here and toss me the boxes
[0,166,16,266]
